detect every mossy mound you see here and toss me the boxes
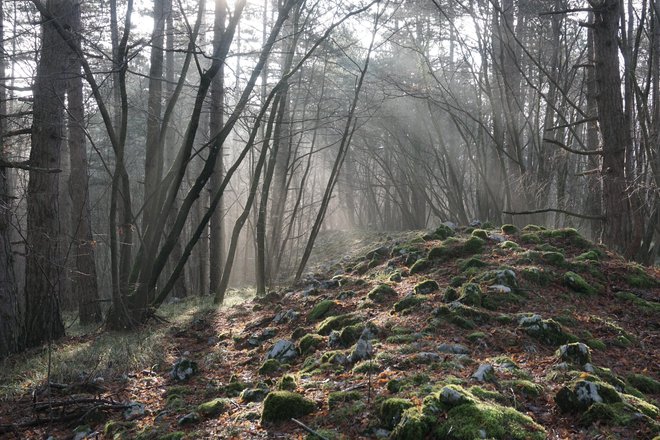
[197,398,230,417]
[414,279,439,294]
[367,284,397,303]
[520,267,553,286]
[471,229,489,240]
[443,287,460,302]
[625,264,659,288]
[428,237,485,261]
[409,258,430,274]
[327,391,361,409]
[518,315,576,345]
[316,313,361,335]
[500,240,520,250]
[426,224,455,241]
[393,295,426,313]
[557,342,592,365]
[309,300,338,320]
[389,407,430,440]
[261,391,316,423]
[563,271,599,294]
[259,358,283,375]
[614,291,660,313]
[458,283,482,307]
[555,380,622,412]
[335,324,366,347]
[277,374,297,391]
[501,224,518,234]
[575,250,601,261]
[433,302,490,329]
[627,373,660,395]
[459,257,488,271]
[501,379,544,397]
[298,333,325,355]
[378,398,414,429]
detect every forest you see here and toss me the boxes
[0,0,659,438]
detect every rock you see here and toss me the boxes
[261,391,316,423]
[389,407,429,440]
[438,385,473,407]
[348,338,373,363]
[471,364,495,382]
[123,402,146,421]
[437,343,470,354]
[489,233,506,243]
[458,283,482,307]
[518,314,574,345]
[469,219,482,227]
[177,412,199,426]
[316,313,361,335]
[308,300,337,320]
[563,271,599,294]
[555,380,621,412]
[373,428,391,438]
[320,278,340,289]
[248,327,277,346]
[414,352,441,363]
[240,386,270,403]
[266,339,298,362]
[198,398,230,417]
[298,333,325,354]
[72,425,91,440]
[258,358,282,375]
[378,398,415,429]
[272,309,299,325]
[414,279,439,294]
[367,284,397,303]
[557,342,592,365]
[170,358,198,381]
[488,284,512,294]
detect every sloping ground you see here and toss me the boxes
[1,224,659,439]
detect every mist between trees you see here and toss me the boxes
[0,0,657,356]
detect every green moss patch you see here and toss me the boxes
[261,391,316,423]
[563,271,599,294]
[378,398,415,429]
[614,291,660,313]
[428,237,485,261]
[259,359,283,375]
[518,315,576,345]
[393,295,426,313]
[367,284,397,303]
[458,283,482,307]
[414,279,439,294]
[197,398,230,417]
[328,390,362,409]
[627,373,660,395]
[409,258,430,274]
[309,300,338,320]
[316,313,361,335]
[390,407,430,440]
[298,334,325,355]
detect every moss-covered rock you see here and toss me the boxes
[409,258,430,274]
[393,295,426,313]
[298,333,325,355]
[261,391,316,423]
[367,284,397,303]
[471,229,488,240]
[518,314,576,345]
[429,224,455,240]
[327,391,361,409]
[197,398,231,417]
[443,287,460,302]
[316,313,361,335]
[557,342,592,365]
[555,380,622,412]
[308,300,338,320]
[500,240,521,250]
[240,386,270,403]
[563,271,599,294]
[625,264,659,288]
[259,358,283,375]
[414,279,439,294]
[458,283,482,307]
[501,224,518,234]
[501,380,544,397]
[575,250,600,261]
[277,374,297,391]
[435,402,546,440]
[390,407,430,440]
[614,291,660,313]
[627,373,660,395]
[428,237,485,261]
[378,398,415,429]
[459,257,488,271]
[520,267,553,286]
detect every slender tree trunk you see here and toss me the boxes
[24,0,69,347]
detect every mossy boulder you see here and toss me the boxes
[261,391,316,423]
[429,224,455,240]
[443,287,460,302]
[458,283,482,307]
[378,398,415,429]
[471,229,488,240]
[625,264,659,288]
[197,398,231,417]
[459,257,488,271]
[367,284,397,303]
[298,333,325,355]
[409,258,430,274]
[393,295,426,313]
[316,313,361,335]
[500,240,521,250]
[259,358,283,375]
[336,324,366,347]
[308,300,338,320]
[390,407,430,440]
[627,373,660,395]
[501,380,544,397]
[563,271,599,294]
[575,250,600,261]
[520,267,553,286]
[555,380,622,412]
[518,315,575,345]
[501,224,518,234]
[557,342,591,365]
[414,279,439,294]
[435,402,546,440]
[277,374,297,391]
[471,268,518,289]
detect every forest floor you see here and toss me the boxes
[0,225,659,439]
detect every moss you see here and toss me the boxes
[197,398,230,417]
[471,229,488,240]
[520,232,542,244]
[298,334,325,355]
[555,380,622,412]
[501,380,544,397]
[338,323,366,347]
[104,421,135,436]
[435,402,546,440]
[443,287,460,302]
[316,313,361,335]
[614,291,660,313]
[541,251,565,266]
[467,331,486,342]
[352,360,382,374]
[501,224,518,234]
[309,300,338,320]
[575,250,600,261]
[449,276,466,287]
[158,432,185,440]
[414,279,439,294]
[469,386,508,404]
[409,258,430,274]
[459,257,488,271]
[471,268,518,289]
[580,402,632,426]
[222,378,249,397]
[627,374,660,395]
[378,398,415,429]
[519,315,576,345]
[500,240,520,250]
[259,359,282,375]
[165,395,185,410]
[557,342,592,365]
[520,267,553,286]
[261,391,315,423]
[393,295,426,313]
[390,407,430,440]
[430,224,455,240]
[389,271,402,282]
[563,271,599,294]
[458,283,482,307]
[367,284,397,303]
[586,338,606,350]
[327,391,362,409]
[277,374,297,391]
[165,386,193,398]
[463,236,486,254]
[523,224,544,232]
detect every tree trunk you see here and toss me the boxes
[24,0,68,347]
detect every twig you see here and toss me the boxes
[291,418,329,440]
[543,138,603,156]
[503,208,605,221]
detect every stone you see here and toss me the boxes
[488,284,512,294]
[248,327,277,346]
[170,358,198,381]
[266,339,298,362]
[177,412,199,426]
[261,391,316,423]
[348,338,373,364]
[272,309,299,325]
[557,342,592,365]
[555,380,622,412]
[240,387,270,403]
[198,398,230,417]
[437,343,470,354]
[123,402,146,421]
[471,364,495,382]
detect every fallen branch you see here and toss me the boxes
[543,138,603,156]
[291,418,330,440]
[503,208,605,221]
